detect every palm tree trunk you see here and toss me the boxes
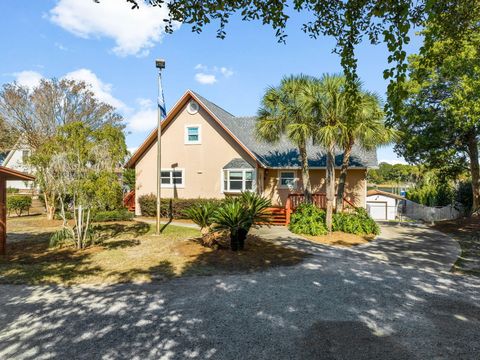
[336,138,354,212]
[299,143,312,203]
[326,145,335,232]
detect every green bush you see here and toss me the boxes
[7,195,32,216]
[333,208,380,236]
[289,204,379,236]
[138,194,223,218]
[92,209,134,222]
[289,203,328,236]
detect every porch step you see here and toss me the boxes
[262,207,287,226]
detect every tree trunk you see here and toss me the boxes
[326,145,335,232]
[299,143,312,203]
[336,139,354,212]
[44,192,56,220]
[467,133,480,213]
[230,230,239,251]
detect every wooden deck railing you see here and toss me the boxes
[285,193,356,224]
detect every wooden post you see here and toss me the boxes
[0,176,6,256]
[285,196,291,226]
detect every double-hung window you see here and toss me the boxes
[279,171,296,189]
[185,125,201,144]
[160,169,184,188]
[223,169,255,192]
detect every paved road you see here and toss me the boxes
[1,223,479,360]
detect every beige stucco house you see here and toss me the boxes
[126,90,377,216]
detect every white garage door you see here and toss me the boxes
[367,202,387,220]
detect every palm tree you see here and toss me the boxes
[335,91,397,211]
[306,74,348,231]
[256,75,318,203]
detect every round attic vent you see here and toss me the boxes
[187,100,199,115]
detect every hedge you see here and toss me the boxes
[138,194,223,219]
[7,195,32,216]
[92,209,134,222]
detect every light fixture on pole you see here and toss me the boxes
[155,59,166,235]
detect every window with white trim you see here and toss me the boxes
[279,171,296,189]
[185,125,201,144]
[223,169,255,192]
[160,169,184,188]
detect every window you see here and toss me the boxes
[185,125,201,144]
[279,171,296,189]
[160,169,184,188]
[223,169,255,192]
[22,150,29,162]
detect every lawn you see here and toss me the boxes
[1,216,308,285]
[434,216,480,276]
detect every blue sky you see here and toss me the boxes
[1,0,423,163]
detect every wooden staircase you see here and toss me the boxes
[123,190,135,212]
[263,207,287,226]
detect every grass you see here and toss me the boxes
[433,216,480,277]
[302,232,374,247]
[1,215,308,285]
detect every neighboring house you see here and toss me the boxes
[366,189,405,220]
[126,90,377,216]
[1,138,36,192]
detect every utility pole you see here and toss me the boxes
[155,59,166,235]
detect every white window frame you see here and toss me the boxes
[278,170,298,189]
[184,124,202,145]
[160,168,185,188]
[221,169,256,193]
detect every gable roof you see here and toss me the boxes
[126,90,378,169]
[367,189,405,200]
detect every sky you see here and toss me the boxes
[1,0,424,164]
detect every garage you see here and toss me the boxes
[366,189,405,221]
[367,201,387,220]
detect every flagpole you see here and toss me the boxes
[155,59,166,235]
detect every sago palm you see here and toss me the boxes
[256,75,318,203]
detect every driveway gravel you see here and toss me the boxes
[0,223,479,360]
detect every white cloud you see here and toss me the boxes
[49,0,180,57]
[195,73,217,85]
[378,159,408,165]
[63,68,127,111]
[220,67,234,78]
[126,98,158,132]
[193,64,233,84]
[13,71,43,88]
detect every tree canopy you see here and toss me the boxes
[120,0,479,118]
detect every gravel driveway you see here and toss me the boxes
[1,223,479,360]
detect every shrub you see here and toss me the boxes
[92,209,134,222]
[138,194,223,218]
[7,195,32,216]
[211,199,251,251]
[333,208,380,236]
[289,203,328,236]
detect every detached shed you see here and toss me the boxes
[366,189,405,221]
[0,166,35,255]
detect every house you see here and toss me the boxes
[126,90,377,217]
[1,138,35,192]
[366,189,405,220]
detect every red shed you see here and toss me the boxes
[0,166,35,255]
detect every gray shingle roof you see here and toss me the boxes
[192,91,378,169]
[223,158,254,169]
